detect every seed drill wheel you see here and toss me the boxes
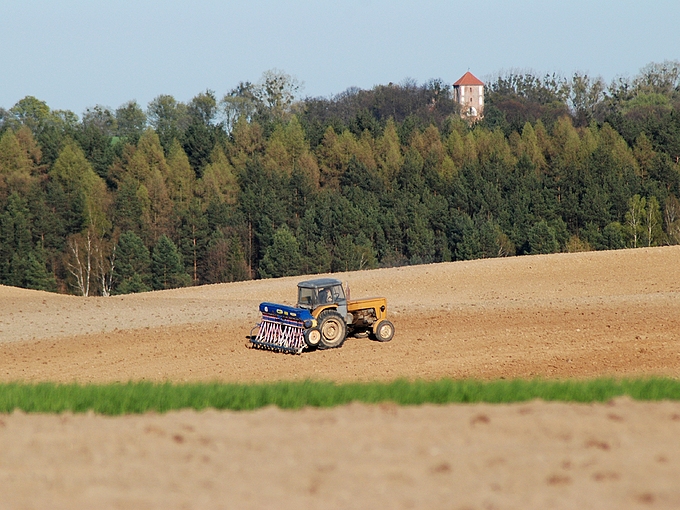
[304,327,322,348]
[373,319,395,342]
[318,310,347,349]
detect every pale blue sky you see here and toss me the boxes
[2,1,678,115]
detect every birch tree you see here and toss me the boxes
[625,195,646,248]
[66,230,92,296]
[643,196,663,246]
[665,195,680,244]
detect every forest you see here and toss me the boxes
[0,62,679,295]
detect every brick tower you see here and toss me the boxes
[453,71,484,120]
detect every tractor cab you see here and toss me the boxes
[249,277,394,353]
[296,278,347,316]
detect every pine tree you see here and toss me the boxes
[0,193,33,284]
[528,220,560,254]
[151,234,190,290]
[113,231,151,294]
[258,225,302,278]
[112,177,144,236]
[25,248,57,292]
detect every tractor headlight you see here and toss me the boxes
[303,319,313,329]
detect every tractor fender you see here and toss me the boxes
[311,304,339,320]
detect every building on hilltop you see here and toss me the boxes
[453,71,484,121]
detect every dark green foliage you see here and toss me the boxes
[151,234,190,290]
[602,222,626,249]
[24,247,57,291]
[0,193,33,281]
[25,183,65,255]
[113,231,151,294]
[115,101,147,145]
[2,63,680,294]
[0,193,56,290]
[112,178,144,235]
[259,225,303,278]
[182,90,227,175]
[331,233,377,272]
[1,378,679,414]
[147,94,189,154]
[528,220,560,254]
[76,106,120,179]
[182,122,217,176]
[43,178,85,239]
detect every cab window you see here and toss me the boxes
[331,284,345,301]
[298,287,315,306]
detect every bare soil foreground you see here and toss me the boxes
[2,246,680,509]
[2,399,680,510]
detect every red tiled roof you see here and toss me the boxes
[453,71,484,86]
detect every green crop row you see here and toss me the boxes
[1,378,679,415]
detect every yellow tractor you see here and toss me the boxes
[249,278,394,353]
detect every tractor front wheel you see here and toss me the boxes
[373,320,395,342]
[318,310,347,349]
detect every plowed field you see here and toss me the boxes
[2,247,680,509]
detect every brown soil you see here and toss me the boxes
[1,246,680,508]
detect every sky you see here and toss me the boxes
[2,0,679,115]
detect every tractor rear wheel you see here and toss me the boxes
[373,320,395,342]
[318,310,347,349]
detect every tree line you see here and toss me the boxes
[0,63,679,295]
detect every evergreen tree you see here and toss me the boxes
[0,193,55,290]
[76,105,119,179]
[151,234,190,290]
[0,193,33,284]
[113,231,151,294]
[112,176,145,236]
[602,222,626,249]
[258,225,302,278]
[527,220,560,254]
[25,247,57,292]
[183,90,221,175]
[331,233,377,272]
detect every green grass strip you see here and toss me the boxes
[1,378,679,415]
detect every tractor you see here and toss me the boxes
[249,278,394,353]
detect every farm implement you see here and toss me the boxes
[249,278,394,354]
